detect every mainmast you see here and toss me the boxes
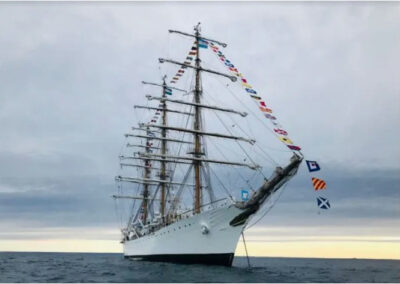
[193,23,202,214]
[161,22,240,215]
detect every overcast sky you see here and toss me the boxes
[0,2,399,258]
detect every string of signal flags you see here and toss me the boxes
[306,160,330,210]
[205,39,331,211]
[153,38,331,210]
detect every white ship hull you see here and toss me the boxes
[123,202,246,266]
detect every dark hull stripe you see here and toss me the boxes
[125,253,235,266]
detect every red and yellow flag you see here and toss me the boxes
[312,177,327,190]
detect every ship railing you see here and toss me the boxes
[126,198,233,238]
[174,197,233,220]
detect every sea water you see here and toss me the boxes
[0,252,399,283]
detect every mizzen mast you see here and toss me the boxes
[141,126,151,223]
[160,77,167,219]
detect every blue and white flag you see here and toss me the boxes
[165,88,172,95]
[199,39,208,49]
[241,190,250,201]
[317,196,330,209]
[306,160,321,172]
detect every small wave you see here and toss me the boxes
[47,276,65,281]
[101,272,116,276]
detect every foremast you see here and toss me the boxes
[165,23,239,215]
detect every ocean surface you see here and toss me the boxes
[0,252,399,283]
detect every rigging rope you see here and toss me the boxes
[241,231,252,269]
[207,137,255,191]
[204,95,268,181]
[208,165,233,200]
[245,182,289,230]
[211,74,290,160]
[200,77,280,171]
[205,41,303,154]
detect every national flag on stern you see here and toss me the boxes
[306,160,321,172]
[312,177,327,190]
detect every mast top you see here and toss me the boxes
[169,23,227,48]
[194,22,201,33]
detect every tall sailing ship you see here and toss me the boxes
[114,23,303,266]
